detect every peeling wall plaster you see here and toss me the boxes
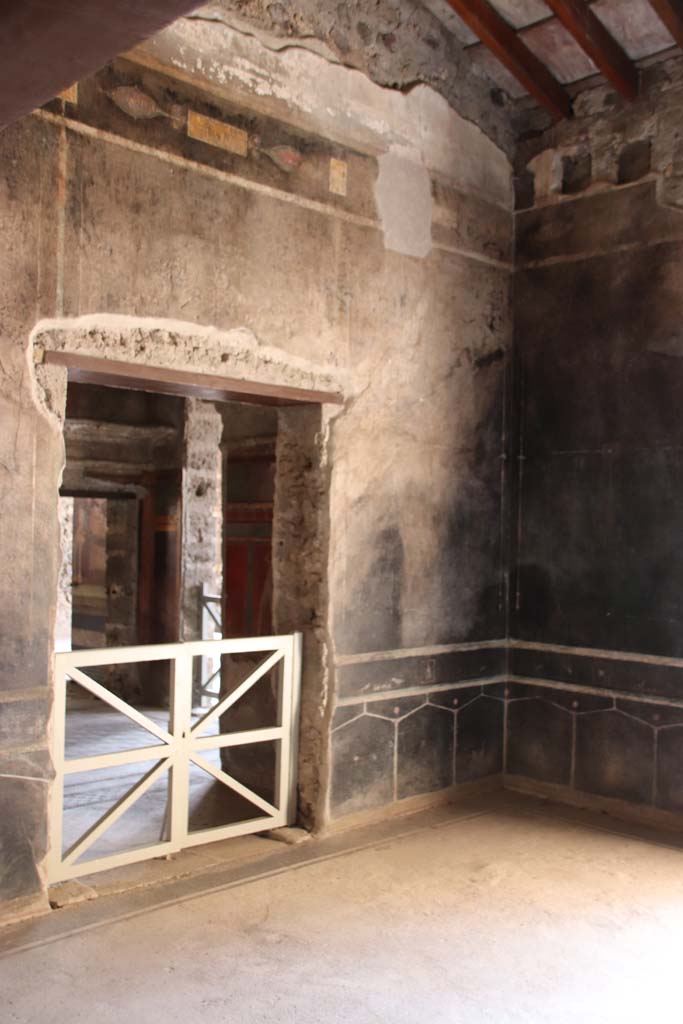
[133,18,512,209]
[32,314,349,398]
[186,0,515,155]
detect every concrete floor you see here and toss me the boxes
[3,795,683,1023]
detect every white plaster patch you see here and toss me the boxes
[374,152,432,259]
[405,85,512,207]
[527,148,563,200]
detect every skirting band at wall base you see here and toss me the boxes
[328,770,683,840]
[0,892,51,930]
[504,775,683,835]
[323,776,503,837]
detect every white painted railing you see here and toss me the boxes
[48,634,302,883]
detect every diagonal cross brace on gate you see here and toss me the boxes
[48,633,302,883]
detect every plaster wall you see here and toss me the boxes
[0,24,511,919]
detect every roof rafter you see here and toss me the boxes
[647,0,683,51]
[544,0,638,100]
[445,0,572,120]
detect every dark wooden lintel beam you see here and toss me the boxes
[647,0,683,51]
[544,0,638,100]
[445,0,572,120]
[43,351,345,407]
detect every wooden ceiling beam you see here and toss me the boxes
[544,0,638,100]
[647,0,683,51]
[0,1,202,130]
[445,0,572,120]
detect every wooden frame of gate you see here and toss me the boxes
[48,633,302,884]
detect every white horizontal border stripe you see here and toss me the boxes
[336,675,506,706]
[510,639,683,670]
[32,110,512,271]
[508,675,683,710]
[336,639,506,666]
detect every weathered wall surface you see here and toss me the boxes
[269,406,327,823]
[510,57,683,821]
[0,117,62,924]
[54,497,74,653]
[180,398,223,658]
[0,21,511,917]
[150,2,515,155]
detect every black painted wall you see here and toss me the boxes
[514,183,683,659]
[510,88,683,816]
[505,682,683,815]
[329,135,683,824]
[329,116,683,825]
[330,680,505,819]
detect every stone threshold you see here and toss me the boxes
[0,798,492,957]
[47,831,304,913]
[44,782,487,914]
[3,789,683,959]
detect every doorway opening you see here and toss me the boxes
[52,366,329,876]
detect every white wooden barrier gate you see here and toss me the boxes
[48,634,302,883]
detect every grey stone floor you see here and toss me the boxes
[3,794,683,1023]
